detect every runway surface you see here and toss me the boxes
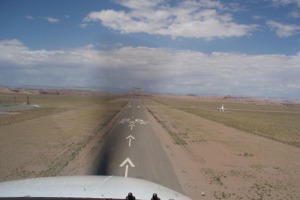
[92,99,182,192]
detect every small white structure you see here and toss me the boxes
[218,104,225,112]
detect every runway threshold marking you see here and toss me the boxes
[119,157,135,177]
[126,135,135,147]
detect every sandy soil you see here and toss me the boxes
[0,102,120,181]
[144,101,300,200]
[1,93,300,200]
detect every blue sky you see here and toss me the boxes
[0,0,300,98]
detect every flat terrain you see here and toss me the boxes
[1,91,300,199]
[143,95,300,200]
[0,92,128,180]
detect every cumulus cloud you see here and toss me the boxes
[267,20,300,37]
[83,0,257,40]
[0,39,299,97]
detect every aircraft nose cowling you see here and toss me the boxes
[0,175,192,200]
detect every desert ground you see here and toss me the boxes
[143,96,300,200]
[0,88,300,199]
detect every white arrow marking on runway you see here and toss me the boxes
[135,119,149,125]
[129,122,135,130]
[119,157,135,177]
[126,135,135,147]
[119,118,130,124]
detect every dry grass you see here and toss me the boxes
[150,97,300,148]
[143,96,300,200]
[0,93,128,181]
[0,94,127,125]
[2,93,300,199]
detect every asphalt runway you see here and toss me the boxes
[92,99,182,193]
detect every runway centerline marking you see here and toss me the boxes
[126,135,135,147]
[119,157,135,177]
[129,122,135,131]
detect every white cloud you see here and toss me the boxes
[25,15,34,20]
[25,15,61,23]
[115,0,165,9]
[45,17,60,23]
[0,39,299,97]
[83,0,257,40]
[79,23,88,28]
[289,10,300,18]
[271,0,300,7]
[267,20,300,37]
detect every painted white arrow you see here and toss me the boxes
[119,157,135,177]
[126,135,135,147]
[119,118,130,124]
[129,123,135,131]
[135,119,149,124]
